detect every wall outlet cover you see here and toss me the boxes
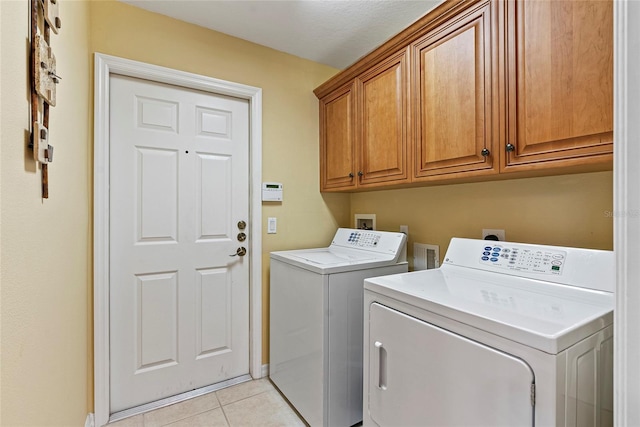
[355,213,376,230]
[482,228,506,241]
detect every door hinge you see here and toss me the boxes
[531,383,536,407]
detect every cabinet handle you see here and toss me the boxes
[348,172,354,179]
[481,148,490,157]
[358,171,364,177]
[506,143,515,152]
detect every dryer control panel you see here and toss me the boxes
[478,243,567,275]
[442,238,614,292]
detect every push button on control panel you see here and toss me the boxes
[348,231,381,248]
[479,243,566,275]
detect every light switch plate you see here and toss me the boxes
[268,217,277,234]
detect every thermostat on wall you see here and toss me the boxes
[262,182,283,201]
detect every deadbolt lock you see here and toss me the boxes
[237,232,247,242]
[237,220,247,230]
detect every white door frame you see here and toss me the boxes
[93,53,263,427]
[614,2,640,425]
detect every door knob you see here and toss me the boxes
[237,220,247,230]
[229,247,247,257]
[481,148,490,157]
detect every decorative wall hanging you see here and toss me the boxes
[30,0,62,198]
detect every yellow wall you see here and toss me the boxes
[351,171,614,268]
[0,0,93,425]
[89,0,349,368]
[1,0,348,423]
[0,0,614,424]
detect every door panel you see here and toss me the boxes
[136,271,178,371]
[358,48,409,186]
[195,268,231,358]
[196,153,231,239]
[413,3,497,180]
[319,83,357,190]
[503,0,613,169]
[110,75,249,412]
[368,303,534,427]
[136,147,179,242]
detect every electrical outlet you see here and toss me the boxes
[482,228,505,241]
[400,225,409,235]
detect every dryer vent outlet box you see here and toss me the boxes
[414,243,439,270]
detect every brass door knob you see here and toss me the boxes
[229,247,247,257]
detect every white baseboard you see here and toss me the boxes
[261,363,269,378]
[85,413,95,427]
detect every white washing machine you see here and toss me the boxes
[270,228,408,427]
[363,238,614,427]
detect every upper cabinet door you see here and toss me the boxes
[356,48,410,187]
[501,0,613,171]
[413,1,498,181]
[319,83,357,191]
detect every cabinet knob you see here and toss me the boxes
[358,171,364,177]
[481,148,490,157]
[506,143,515,152]
[349,172,354,179]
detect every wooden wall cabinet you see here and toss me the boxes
[413,1,498,182]
[319,83,357,191]
[319,49,410,191]
[315,0,613,192]
[357,48,410,188]
[499,0,613,172]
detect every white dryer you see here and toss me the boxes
[270,228,408,427]
[363,238,614,427]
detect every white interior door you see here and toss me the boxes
[368,303,534,427]
[109,74,250,412]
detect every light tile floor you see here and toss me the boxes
[107,379,307,427]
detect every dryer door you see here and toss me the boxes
[368,303,534,427]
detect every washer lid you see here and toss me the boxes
[364,265,614,354]
[291,249,379,265]
[271,248,400,274]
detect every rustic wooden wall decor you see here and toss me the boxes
[31,0,62,198]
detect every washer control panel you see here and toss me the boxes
[330,228,407,257]
[346,231,381,248]
[479,244,566,275]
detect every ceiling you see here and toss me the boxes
[118,0,442,69]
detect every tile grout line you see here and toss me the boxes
[220,387,273,408]
[151,391,223,427]
[214,392,232,427]
[123,380,283,427]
